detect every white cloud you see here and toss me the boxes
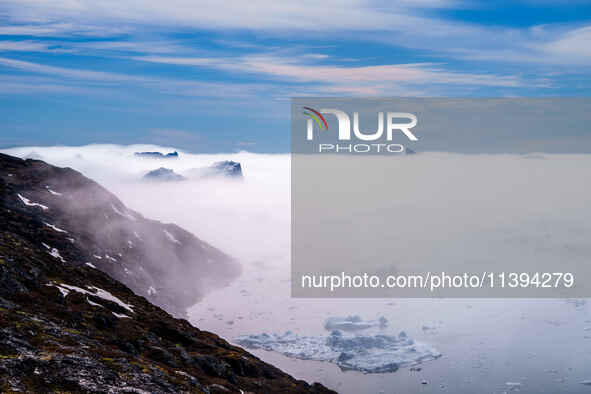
[1,0,460,32]
[0,40,53,52]
[540,26,591,63]
[134,54,532,92]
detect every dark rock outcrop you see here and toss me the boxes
[143,167,187,182]
[186,161,244,180]
[135,151,179,159]
[210,161,243,178]
[0,153,336,393]
[0,153,239,318]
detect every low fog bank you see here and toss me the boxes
[4,144,591,290]
[2,144,290,263]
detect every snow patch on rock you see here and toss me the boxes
[45,186,63,196]
[43,245,65,262]
[17,193,48,210]
[47,283,134,313]
[163,229,181,245]
[44,222,67,233]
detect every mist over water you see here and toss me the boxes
[3,144,591,393]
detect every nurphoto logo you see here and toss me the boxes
[303,106,419,153]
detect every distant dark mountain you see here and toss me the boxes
[0,153,335,393]
[143,167,187,182]
[210,161,243,178]
[185,161,244,180]
[0,153,237,318]
[135,151,179,158]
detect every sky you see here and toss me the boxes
[1,0,590,152]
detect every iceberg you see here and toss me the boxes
[324,315,388,331]
[235,329,441,374]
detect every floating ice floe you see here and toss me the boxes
[93,255,103,259]
[163,229,181,245]
[85,262,97,269]
[44,222,67,233]
[147,286,157,296]
[235,329,441,373]
[324,315,388,331]
[105,254,118,262]
[17,193,48,210]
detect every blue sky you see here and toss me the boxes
[0,0,590,152]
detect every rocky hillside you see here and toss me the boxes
[0,153,240,318]
[0,153,336,393]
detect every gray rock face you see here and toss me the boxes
[0,153,239,318]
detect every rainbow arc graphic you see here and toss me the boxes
[303,107,328,130]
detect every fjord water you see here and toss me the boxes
[4,145,591,393]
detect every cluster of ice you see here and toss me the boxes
[235,329,441,373]
[324,315,388,331]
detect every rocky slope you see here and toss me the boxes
[0,153,240,318]
[0,153,336,393]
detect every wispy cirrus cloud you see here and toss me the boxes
[1,0,590,69]
[0,40,55,52]
[0,57,147,82]
[134,54,539,93]
[1,0,460,32]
